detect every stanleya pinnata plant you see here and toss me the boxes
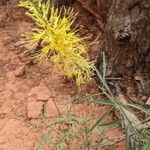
[18,0,94,85]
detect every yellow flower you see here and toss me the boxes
[19,0,94,85]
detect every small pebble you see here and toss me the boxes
[14,66,26,77]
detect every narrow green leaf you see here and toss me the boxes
[119,106,140,136]
[102,52,107,78]
[125,126,130,150]
[129,104,150,116]
[143,142,149,150]
[89,109,111,132]
[90,99,114,106]
[95,68,113,96]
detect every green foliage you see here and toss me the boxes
[30,108,117,150]
[19,0,94,85]
[89,54,150,150]
[88,109,112,132]
[24,51,150,150]
[19,1,149,148]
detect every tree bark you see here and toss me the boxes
[52,0,75,7]
[95,0,150,102]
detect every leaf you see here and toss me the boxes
[102,52,107,78]
[88,109,111,132]
[129,104,150,116]
[95,68,113,96]
[120,107,140,133]
[142,139,150,150]
[42,131,52,144]
[90,98,114,106]
[125,126,130,150]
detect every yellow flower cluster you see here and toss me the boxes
[19,0,94,85]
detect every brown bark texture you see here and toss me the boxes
[95,0,150,101]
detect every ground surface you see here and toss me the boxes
[0,0,123,149]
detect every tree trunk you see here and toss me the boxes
[95,0,150,102]
[52,0,75,6]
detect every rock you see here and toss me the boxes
[44,100,62,118]
[146,97,150,105]
[27,101,44,119]
[36,82,50,101]
[14,66,26,77]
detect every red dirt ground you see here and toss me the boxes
[0,0,124,149]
